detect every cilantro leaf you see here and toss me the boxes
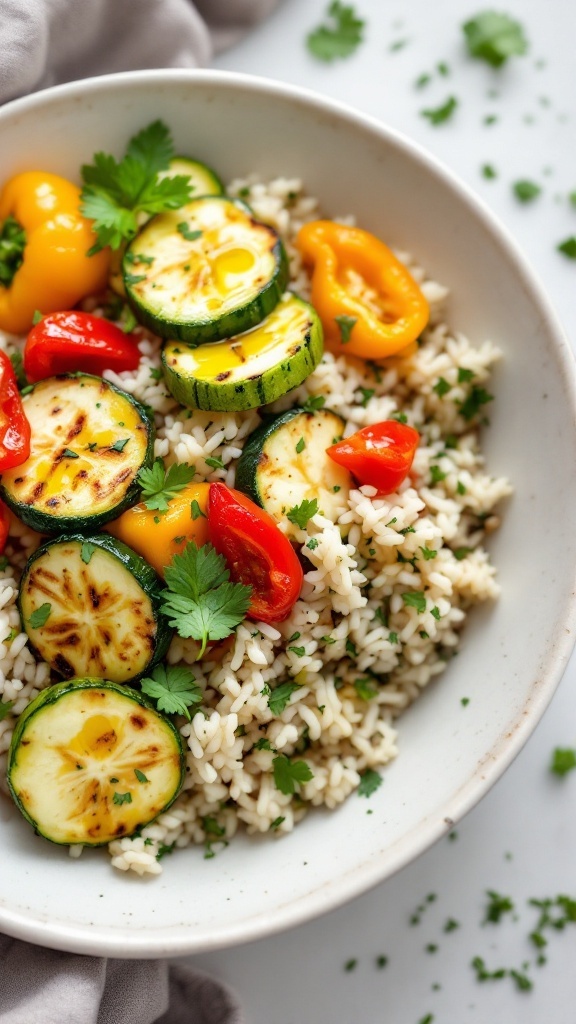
[550,747,576,776]
[354,677,378,700]
[161,542,252,657]
[335,314,357,343]
[0,699,14,722]
[421,96,458,126]
[463,11,528,67]
[81,542,96,565]
[302,395,326,413]
[306,1,365,62]
[513,179,541,203]
[134,769,149,783]
[110,438,129,453]
[112,791,132,806]
[268,682,301,716]
[177,223,203,242]
[80,120,193,252]
[0,216,26,288]
[402,591,427,613]
[28,603,52,628]
[137,458,195,512]
[286,498,319,530]
[458,385,494,421]
[482,163,498,179]
[358,768,382,797]
[140,663,202,720]
[484,889,515,924]
[272,754,314,795]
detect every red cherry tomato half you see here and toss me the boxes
[0,500,10,554]
[24,310,141,382]
[0,350,31,471]
[208,482,303,624]
[326,419,420,494]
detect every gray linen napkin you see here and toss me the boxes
[0,0,280,1019]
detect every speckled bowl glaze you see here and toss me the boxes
[1,69,575,958]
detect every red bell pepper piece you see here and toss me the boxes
[208,483,303,624]
[327,419,420,494]
[0,350,31,471]
[23,310,141,382]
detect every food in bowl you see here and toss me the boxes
[0,119,511,875]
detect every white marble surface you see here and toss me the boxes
[189,2,576,1019]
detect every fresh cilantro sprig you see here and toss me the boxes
[286,498,319,530]
[161,542,252,658]
[80,120,194,253]
[272,754,314,795]
[307,1,365,62]
[140,664,202,720]
[137,458,195,512]
[463,11,528,67]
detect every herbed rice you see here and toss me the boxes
[0,175,511,876]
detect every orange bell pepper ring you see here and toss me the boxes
[296,220,429,361]
[0,171,110,335]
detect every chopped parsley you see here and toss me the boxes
[358,387,375,407]
[295,436,306,454]
[358,768,382,797]
[421,96,458,126]
[482,163,498,179]
[402,591,426,614]
[80,120,194,253]
[335,314,357,343]
[28,603,52,628]
[268,682,301,716]
[431,607,441,621]
[272,754,314,795]
[0,699,14,722]
[140,663,202,720]
[138,458,195,512]
[354,677,378,700]
[80,541,97,565]
[513,179,541,202]
[453,546,473,560]
[484,889,515,924]
[205,455,225,470]
[420,546,437,560]
[288,645,306,657]
[160,542,251,658]
[253,737,273,751]
[306,1,365,62]
[430,465,447,484]
[287,498,318,529]
[344,958,358,972]
[458,367,475,383]
[307,537,319,550]
[388,631,399,645]
[302,394,326,412]
[458,385,494,421]
[62,448,79,459]
[462,11,528,67]
[190,499,206,521]
[270,816,285,831]
[177,223,203,242]
[433,377,451,397]
[112,791,132,806]
[134,769,149,783]
[110,437,129,453]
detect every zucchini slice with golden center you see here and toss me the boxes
[235,407,352,535]
[7,678,185,846]
[124,196,289,344]
[161,293,323,412]
[0,374,154,534]
[19,534,172,683]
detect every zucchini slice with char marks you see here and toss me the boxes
[8,678,185,846]
[124,196,289,344]
[235,407,352,535]
[19,534,172,683]
[0,374,154,534]
[162,293,323,412]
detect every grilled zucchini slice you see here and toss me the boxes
[7,678,185,846]
[160,156,224,197]
[19,534,172,683]
[124,196,289,344]
[235,407,352,534]
[0,374,154,533]
[161,293,323,412]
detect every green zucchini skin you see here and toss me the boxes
[235,406,352,534]
[162,156,224,197]
[0,374,155,534]
[161,293,323,412]
[123,196,289,344]
[7,677,185,847]
[18,533,172,684]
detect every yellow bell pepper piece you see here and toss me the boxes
[296,220,429,361]
[0,171,110,335]
[106,482,210,577]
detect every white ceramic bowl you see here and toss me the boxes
[1,69,575,958]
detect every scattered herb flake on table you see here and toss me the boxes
[513,179,541,202]
[550,746,576,776]
[462,11,528,67]
[557,237,576,259]
[306,1,365,62]
[421,96,458,126]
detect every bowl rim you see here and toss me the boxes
[1,67,576,958]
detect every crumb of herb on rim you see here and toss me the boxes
[482,164,498,179]
[421,96,458,126]
[344,958,358,971]
[375,955,388,968]
[484,889,515,924]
